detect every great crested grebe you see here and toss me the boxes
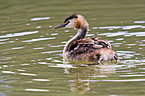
[53,14,118,63]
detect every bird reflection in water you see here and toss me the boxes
[63,62,117,94]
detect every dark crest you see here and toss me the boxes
[64,14,78,23]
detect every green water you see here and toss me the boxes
[0,0,145,96]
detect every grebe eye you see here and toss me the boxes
[67,21,70,23]
[65,21,70,24]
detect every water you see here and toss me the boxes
[0,0,145,96]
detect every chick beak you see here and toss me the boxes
[53,23,66,29]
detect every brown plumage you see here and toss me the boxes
[53,14,118,63]
[67,37,118,63]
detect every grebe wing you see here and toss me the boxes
[67,37,112,58]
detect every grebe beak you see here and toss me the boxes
[53,23,66,29]
[53,21,70,29]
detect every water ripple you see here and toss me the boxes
[134,21,145,23]
[51,33,58,36]
[117,51,136,59]
[32,79,50,81]
[17,69,25,71]
[0,38,9,41]
[36,26,41,29]
[81,79,145,82]
[2,71,15,74]
[38,62,51,65]
[25,89,49,92]
[98,31,145,37]
[139,44,145,46]
[23,37,55,42]
[94,25,145,30]
[50,64,77,68]
[12,47,24,50]
[42,50,62,54]
[33,47,44,49]
[119,75,145,77]
[19,73,36,76]
[31,17,50,21]
[50,45,64,47]
[86,34,94,36]
[116,38,124,41]
[0,31,38,38]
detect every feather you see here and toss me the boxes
[66,37,117,62]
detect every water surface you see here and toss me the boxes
[0,0,145,96]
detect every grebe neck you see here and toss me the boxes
[63,27,88,54]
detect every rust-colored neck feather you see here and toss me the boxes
[75,15,89,39]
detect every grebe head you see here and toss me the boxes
[53,14,89,30]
